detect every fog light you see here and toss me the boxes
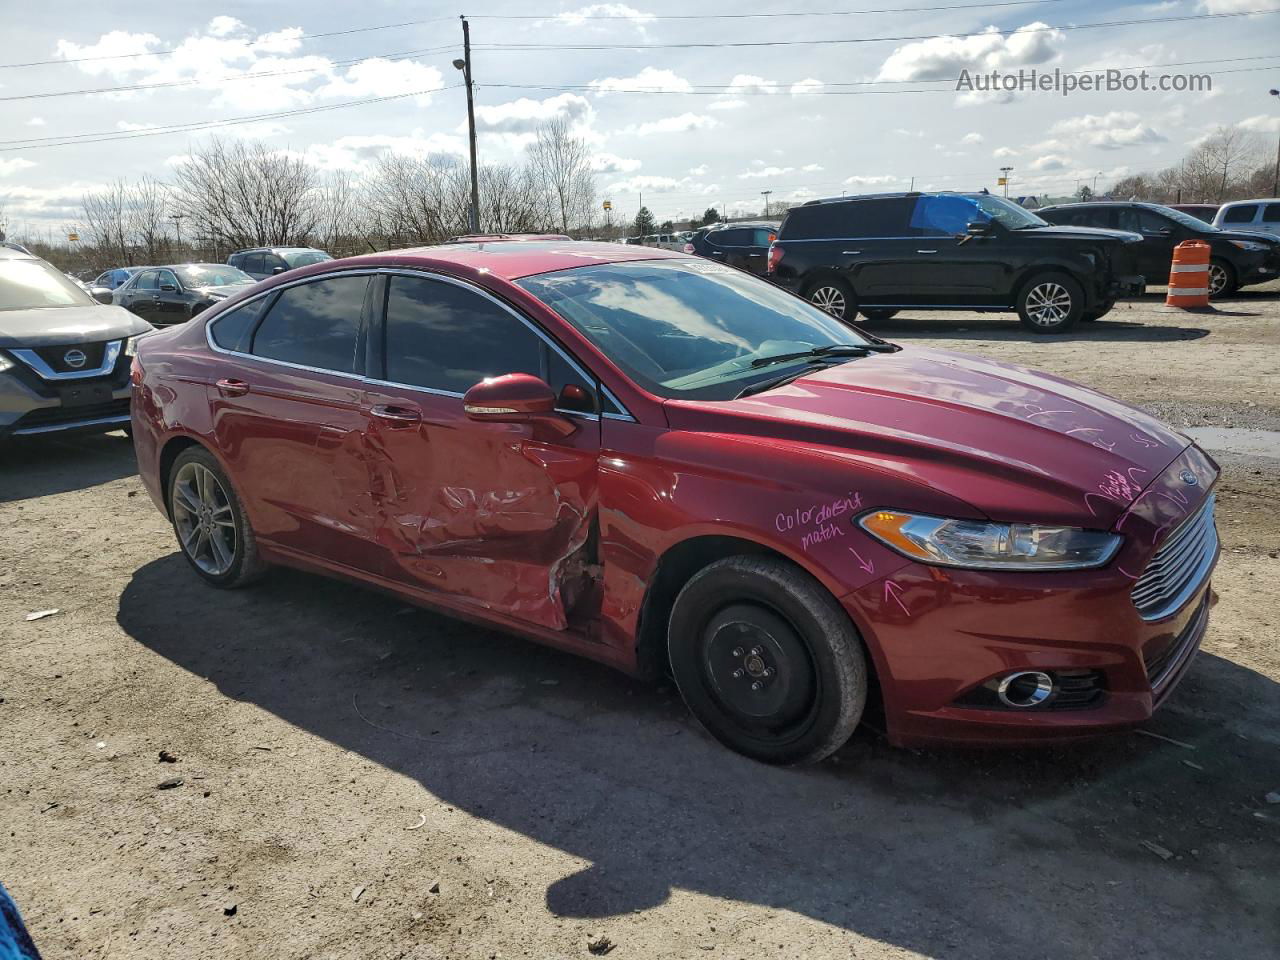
[996,671,1054,708]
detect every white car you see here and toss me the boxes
[1212,199,1280,239]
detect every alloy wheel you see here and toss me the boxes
[172,461,238,576]
[1208,263,1229,296]
[1024,281,1073,327]
[810,286,847,318]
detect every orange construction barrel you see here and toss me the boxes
[1166,239,1211,308]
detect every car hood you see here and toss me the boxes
[0,304,152,348]
[663,347,1191,529]
[1213,229,1279,247]
[1023,224,1144,244]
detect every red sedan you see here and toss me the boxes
[131,240,1219,764]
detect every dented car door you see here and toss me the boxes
[363,273,601,631]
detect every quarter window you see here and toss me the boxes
[1222,204,1258,224]
[210,296,270,352]
[1262,204,1280,223]
[383,276,542,393]
[250,275,369,372]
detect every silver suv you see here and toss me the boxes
[0,247,152,440]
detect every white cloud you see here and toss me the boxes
[1198,0,1280,11]
[316,58,443,106]
[1030,154,1070,171]
[302,132,464,171]
[590,66,689,95]
[1239,114,1280,134]
[688,164,709,175]
[993,146,1019,158]
[474,93,592,134]
[739,166,793,179]
[708,99,746,111]
[790,78,824,95]
[591,152,642,173]
[54,30,162,77]
[552,4,655,27]
[877,21,1064,81]
[620,113,717,136]
[801,163,824,172]
[843,174,899,187]
[115,121,158,131]
[1050,112,1166,149]
[961,132,984,145]
[26,117,46,127]
[0,158,37,177]
[892,128,925,137]
[607,175,719,195]
[726,74,778,95]
[206,16,244,38]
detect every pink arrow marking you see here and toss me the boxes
[883,580,911,617]
[848,546,875,574]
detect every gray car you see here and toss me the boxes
[0,247,152,440]
[226,246,332,280]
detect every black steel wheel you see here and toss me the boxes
[668,556,867,764]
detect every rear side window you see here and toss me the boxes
[209,296,270,352]
[383,276,541,393]
[751,228,776,246]
[784,198,913,239]
[710,228,751,246]
[1222,204,1258,223]
[244,253,265,274]
[1263,204,1280,223]
[251,275,369,372]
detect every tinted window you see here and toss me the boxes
[1263,204,1280,222]
[137,270,159,291]
[244,253,265,274]
[210,296,270,352]
[710,228,751,246]
[751,228,776,247]
[911,195,986,236]
[283,250,331,268]
[1223,204,1258,223]
[1118,208,1172,234]
[383,276,541,393]
[158,269,179,289]
[787,198,914,240]
[251,275,368,372]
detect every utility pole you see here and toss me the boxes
[761,190,772,217]
[453,18,480,234]
[169,213,186,254]
[1270,89,1279,196]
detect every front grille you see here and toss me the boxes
[14,398,129,430]
[1143,596,1209,692]
[32,341,109,373]
[1131,494,1217,621]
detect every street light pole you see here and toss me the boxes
[454,18,481,234]
[999,166,1013,198]
[1270,89,1279,196]
[761,190,772,217]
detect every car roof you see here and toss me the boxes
[1219,198,1280,205]
[301,240,687,281]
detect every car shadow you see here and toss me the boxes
[0,431,137,503]
[116,555,1280,957]
[868,315,1212,342]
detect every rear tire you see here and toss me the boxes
[168,446,264,588]
[1016,272,1083,334]
[667,556,867,765]
[805,277,856,322]
[1081,299,1115,322]
[860,309,899,322]
[1208,258,1237,298]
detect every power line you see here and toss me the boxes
[0,16,457,69]
[0,45,458,102]
[471,0,1072,19]
[0,86,460,152]
[474,10,1280,50]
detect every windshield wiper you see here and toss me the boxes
[736,367,825,398]
[749,344,873,368]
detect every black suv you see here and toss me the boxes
[1038,201,1280,297]
[227,246,332,281]
[686,221,779,277]
[770,192,1145,333]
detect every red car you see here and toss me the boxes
[131,241,1219,764]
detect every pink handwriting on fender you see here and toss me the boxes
[883,580,911,617]
[777,492,863,551]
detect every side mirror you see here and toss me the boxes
[463,373,576,437]
[966,220,994,236]
[159,283,177,292]
[271,266,285,275]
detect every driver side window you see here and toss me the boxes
[911,195,985,237]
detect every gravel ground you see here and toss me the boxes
[2,284,1278,960]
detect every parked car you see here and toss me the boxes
[686,221,779,276]
[132,241,1218,763]
[0,246,151,440]
[1212,198,1280,240]
[1168,203,1219,223]
[226,246,332,281]
[114,263,255,326]
[1039,201,1280,297]
[770,192,1146,333]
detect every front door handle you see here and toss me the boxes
[370,404,421,426]
[917,249,939,254]
[216,378,250,398]
[747,253,762,258]
[842,250,861,255]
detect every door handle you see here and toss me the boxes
[710,251,725,256]
[917,249,939,254]
[370,404,421,426]
[841,250,861,255]
[747,253,762,258]
[216,378,250,398]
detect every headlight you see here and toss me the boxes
[859,510,1122,570]
[124,335,142,356]
[0,352,13,372]
[1227,240,1268,252]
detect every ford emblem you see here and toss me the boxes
[1179,470,1198,486]
[63,349,87,369]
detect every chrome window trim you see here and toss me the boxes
[11,339,123,381]
[777,236,920,243]
[202,266,637,423]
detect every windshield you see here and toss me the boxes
[517,259,873,401]
[967,194,1047,229]
[283,250,332,268]
[0,258,97,311]
[174,264,255,288]
[1151,204,1220,231]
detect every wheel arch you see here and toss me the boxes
[157,435,207,519]
[1011,262,1089,302]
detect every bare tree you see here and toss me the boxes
[172,138,320,250]
[81,179,131,265]
[526,116,596,235]
[314,171,366,255]
[127,175,170,263]
[364,152,464,246]
[1199,125,1259,201]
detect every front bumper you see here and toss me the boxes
[0,344,132,439]
[1108,274,1146,298]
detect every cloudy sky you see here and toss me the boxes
[2,0,1279,235]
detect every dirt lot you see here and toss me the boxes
[2,286,1278,960]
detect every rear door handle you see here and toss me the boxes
[842,250,861,255]
[216,378,250,398]
[747,253,762,258]
[917,249,939,254]
[370,404,421,426]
